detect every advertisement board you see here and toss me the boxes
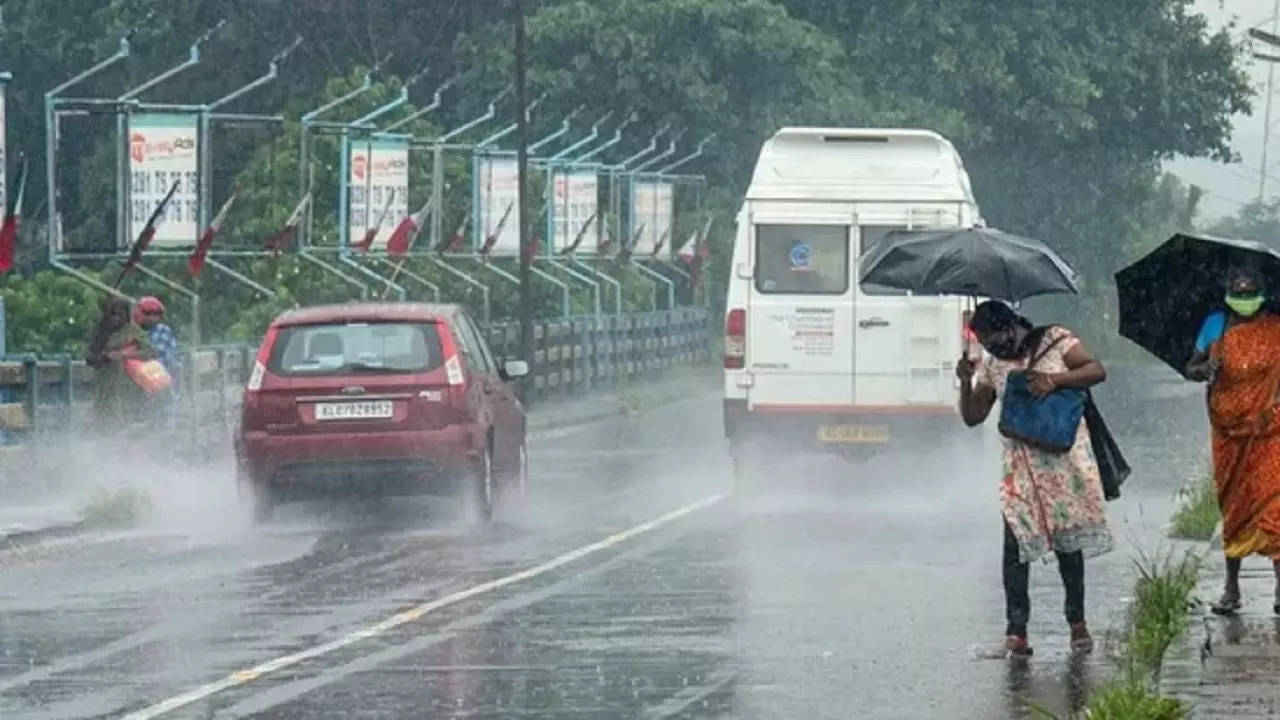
[128,113,200,247]
[552,170,598,253]
[630,180,658,255]
[347,137,410,249]
[654,180,674,255]
[476,155,521,255]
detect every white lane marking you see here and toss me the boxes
[122,493,726,720]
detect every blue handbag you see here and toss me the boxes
[997,332,1086,453]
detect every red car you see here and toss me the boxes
[234,303,528,522]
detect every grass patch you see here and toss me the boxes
[79,486,152,528]
[1074,670,1188,720]
[1126,547,1201,673]
[1168,473,1219,541]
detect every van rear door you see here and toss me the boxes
[855,225,963,410]
[745,216,855,408]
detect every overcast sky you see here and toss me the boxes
[1168,0,1280,220]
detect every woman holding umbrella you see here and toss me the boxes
[1185,268,1280,616]
[956,301,1112,656]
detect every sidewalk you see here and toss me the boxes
[0,368,721,544]
[1161,536,1280,718]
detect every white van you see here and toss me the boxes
[723,127,979,475]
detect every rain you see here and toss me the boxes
[0,1,1278,719]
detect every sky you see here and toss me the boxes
[1168,0,1280,220]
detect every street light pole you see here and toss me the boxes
[515,0,534,379]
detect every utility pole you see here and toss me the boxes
[515,0,534,380]
[1258,3,1280,201]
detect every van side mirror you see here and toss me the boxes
[501,360,529,380]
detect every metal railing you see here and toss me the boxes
[0,307,712,445]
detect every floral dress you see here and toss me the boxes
[976,326,1113,563]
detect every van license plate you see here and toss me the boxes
[315,400,394,421]
[818,425,889,444]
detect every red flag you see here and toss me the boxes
[650,227,670,259]
[676,230,698,264]
[558,211,597,256]
[116,180,181,288]
[617,222,644,264]
[480,201,515,257]
[385,198,433,257]
[0,155,28,274]
[353,190,395,252]
[265,193,311,254]
[187,191,237,277]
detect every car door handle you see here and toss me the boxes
[859,317,890,328]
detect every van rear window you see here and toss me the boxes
[754,225,849,295]
[268,322,444,376]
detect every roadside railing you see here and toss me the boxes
[0,307,712,446]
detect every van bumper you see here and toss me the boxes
[723,398,960,448]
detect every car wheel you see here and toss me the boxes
[472,442,495,522]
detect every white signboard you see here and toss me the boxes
[552,170,598,253]
[476,155,521,255]
[630,180,660,255]
[654,180,674,255]
[348,137,409,249]
[128,114,200,247]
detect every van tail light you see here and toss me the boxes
[961,309,981,363]
[725,308,746,369]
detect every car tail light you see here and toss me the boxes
[440,323,469,409]
[241,327,279,430]
[725,308,746,369]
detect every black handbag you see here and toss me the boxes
[1084,392,1129,501]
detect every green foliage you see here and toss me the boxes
[0,270,105,356]
[1169,473,1220,541]
[0,0,1257,350]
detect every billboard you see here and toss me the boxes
[630,179,673,255]
[654,180,674,256]
[347,137,409,249]
[127,113,200,247]
[551,170,598,253]
[476,155,521,255]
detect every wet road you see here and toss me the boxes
[0,367,1208,719]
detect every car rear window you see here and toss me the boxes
[267,322,444,376]
[754,224,849,295]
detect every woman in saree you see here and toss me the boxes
[85,296,157,429]
[1187,268,1280,615]
[957,301,1112,656]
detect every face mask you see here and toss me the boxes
[1226,294,1264,317]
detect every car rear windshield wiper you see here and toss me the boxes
[338,362,418,374]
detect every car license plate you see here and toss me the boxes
[817,424,889,444]
[315,400,394,421]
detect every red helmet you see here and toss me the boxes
[132,296,165,325]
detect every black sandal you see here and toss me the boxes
[1211,592,1243,616]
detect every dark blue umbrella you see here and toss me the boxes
[858,227,1078,302]
[1115,232,1280,378]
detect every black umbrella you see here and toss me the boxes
[858,227,1078,302]
[1116,232,1280,378]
